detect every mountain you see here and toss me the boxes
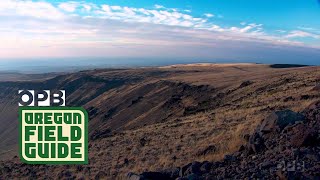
[0,63,320,179]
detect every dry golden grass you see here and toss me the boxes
[1,64,320,179]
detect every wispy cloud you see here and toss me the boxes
[96,4,207,28]
[230,23,263,34]
[286,30,320,39]
[204,13,214,18]
[154,4,164,9]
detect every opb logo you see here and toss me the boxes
[18,90,88,164]
[18,90,65,107]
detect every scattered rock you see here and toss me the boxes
[127,172,142,180]
[185,173,203,180]
[131,101,320,179]
[139,137,149,147]
[312,84,320,91]
[183,162,201,176]
[283,96,294,102]
[303,101,320,121]
[260,110,305,132]
[200,161,212,173]
[162,168,180,179]
[179,163,191,177]
[224,155,236,162]
[248,132,265,153]
[300,95,311,100]
[239,80,253,88]
[288,124,316,147]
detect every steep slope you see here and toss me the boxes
[0,68,176,159]
[87,80,216,137]
[0,64,320,179]
[131,101,320,179]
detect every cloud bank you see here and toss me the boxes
[0,0,319,62]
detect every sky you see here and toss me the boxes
[0,0,320,64]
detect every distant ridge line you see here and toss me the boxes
[270,64,310,68]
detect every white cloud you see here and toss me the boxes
[209,25,225,32]
[58,2,78,12]
[0,0,64,20]
[154,4,164,9]
[204,13,214,18]
[297,26,320,35]
[111,6,121,11]
[123,7,136,16]
[97,4,206,28]
[286,30,319,39]
[82,4,92,12]
[229,23,263,33]
[101,5,111,14]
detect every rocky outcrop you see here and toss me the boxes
[129,101,320,179]
[239,80,253,88]
[248,110,305,154]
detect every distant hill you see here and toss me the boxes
[270,64,310,68]
[0,72,60,81]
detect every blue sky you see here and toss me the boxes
[52,0,320,27]
[43,0,320,34]
[0,0,320,63]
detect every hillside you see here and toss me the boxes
[129,101,320,179]
[0,64,320,179]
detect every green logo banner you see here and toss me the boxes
[19,107,88,164]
